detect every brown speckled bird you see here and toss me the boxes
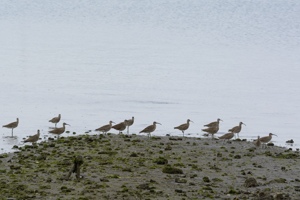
[174,119,193,137]
[202,124,219,138]
[218,132,234,143]
[3,118,19,137]
[204,118,222,127]
[259,133,277,148]
[140,121,161,138]
[228,122,246,138]
[24,130,40,144]
[49,114,61,127]
[49,122,70,138]
[112,120,128,134]
[95,121,115,135]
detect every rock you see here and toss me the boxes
[254,191,274,200]
[244,177,258,187]
[137,183,151,190]
[0,153,8,158]
[9,165,21,170]
[175,189,185,193]
[162,165,183,174]
[286,139,294,144]
[267,143,274,147]
[153,157,168,165]
[164,145,172,151]
[234,155,241,159]
[274,193,291,200]
[100,178,109,182]
[130,152,138,157]
[203,176,210,183]
[294,186,300,192]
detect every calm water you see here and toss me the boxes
[0,1,300,152]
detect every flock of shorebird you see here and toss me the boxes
[2,115,276,148]
[200,119,276,148]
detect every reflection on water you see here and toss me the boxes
[1,135,20,153]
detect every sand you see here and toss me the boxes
[0,133,299,200]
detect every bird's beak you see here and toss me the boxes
[157,122,162,125]
[243,123,246,126]
[66,123,70,126]
[191,120,194,123]
[272,133,277,136]
[112,121,116,124]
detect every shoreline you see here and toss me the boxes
[1,133,300,199]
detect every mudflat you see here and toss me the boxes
[0,133,299,199]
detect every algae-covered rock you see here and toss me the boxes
[203,176,210,183]
[153,157,168,165]
[162,165,183,174]
[244,177,259,187]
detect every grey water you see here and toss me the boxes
[0,0,300,152]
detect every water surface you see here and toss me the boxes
[0,0,300,152]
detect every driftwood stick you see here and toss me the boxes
[67,155,83,180]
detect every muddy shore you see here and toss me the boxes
[0,133,299,200]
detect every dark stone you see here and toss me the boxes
[244,177,258,187]
[286,139,294,143]
[267,142,274,146]
[130,152,138,157]
[153,157,168,165]
[162,165,183,174]
[203,176,210,183]
[175,189,185,193]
